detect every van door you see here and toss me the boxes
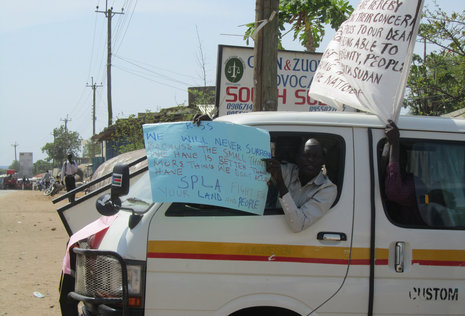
[372,128,465,315]
[145,125,358,315]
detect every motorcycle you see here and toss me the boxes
[43,178,63,196]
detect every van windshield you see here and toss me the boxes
[120,171,154,213]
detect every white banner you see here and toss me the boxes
[309,0,424,123]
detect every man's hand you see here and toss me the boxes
[385,120,400,145]
[192,113,211,126]
[262,158,288,198]
[262,158,282,183]
[385,120,400,164]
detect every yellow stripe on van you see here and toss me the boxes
[148,240,465,267]
[147,240,376,265]
[413,249,465,267]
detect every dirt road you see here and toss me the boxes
[0,190,70,315]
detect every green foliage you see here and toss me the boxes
[82,140,102,159]
[245,0,353,52]
[188,87,215,108]
[9,160,20,171]
[111,114,146,154]
[33,160,53,175]
[41,126,82,167]
[405,5,465,116]
[110,108,199,155]
[420,5,465,57]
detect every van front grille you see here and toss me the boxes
[73,248,127,300]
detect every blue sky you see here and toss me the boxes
[0,0,462,167]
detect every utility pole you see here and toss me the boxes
[423,37,426,62]
[253,0,279,111]
[86,77,103,136]
[11,142,19,161]
[96,1,124,127]
[61,114,72,132]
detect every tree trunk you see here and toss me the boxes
[253,0,279,111]
[304,16,316,53]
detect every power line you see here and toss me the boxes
[115,59,192,86]
[114,54,197,85]
[112,64,186,91]
[87,10,101,81]
[114,0,138,55]
[69,85,91,119]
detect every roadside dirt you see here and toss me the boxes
[0,190,71,315]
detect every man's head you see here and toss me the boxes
[67,154,73,161]
[297,138,324,183]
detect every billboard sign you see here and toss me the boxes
[216,45,336,116]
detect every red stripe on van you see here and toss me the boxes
[147,252,465,267]
[147,252,373,265]
[412,260,465,267]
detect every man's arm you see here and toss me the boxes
[384,120,416,205]
[385,120,400,164]
[280,183,337,232]
[264,160,337,232]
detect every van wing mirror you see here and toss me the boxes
[96,193,121,216]
[95,164,130,217]
[111,163,130,200]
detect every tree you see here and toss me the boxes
[41,125,82,167]
[9,160,20,171]
[33,160,53,175]
[245,0,353,52]
[405,5,465,115]
[109,108,198,155]
[111,114,146,154]
[82,140,102,159]
[188,87,216,114]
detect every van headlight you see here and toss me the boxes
[126,261,145,307]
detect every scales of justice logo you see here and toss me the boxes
[225,57,244,83]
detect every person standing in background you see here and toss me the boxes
[62,153,78,202]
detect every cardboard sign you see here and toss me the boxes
[309,0,424,123]
[143,121,271,215]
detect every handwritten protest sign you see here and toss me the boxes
[143,121,271,215]
[309,0,424,123]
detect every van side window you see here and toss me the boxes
[379,139,465,229]
[166,132,345,217]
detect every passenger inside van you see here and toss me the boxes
[384,120,426,226]
[382,121,465,229]
[263,138,337,232]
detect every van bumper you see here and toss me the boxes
[82,302,121,316]
[80,301,144,316]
